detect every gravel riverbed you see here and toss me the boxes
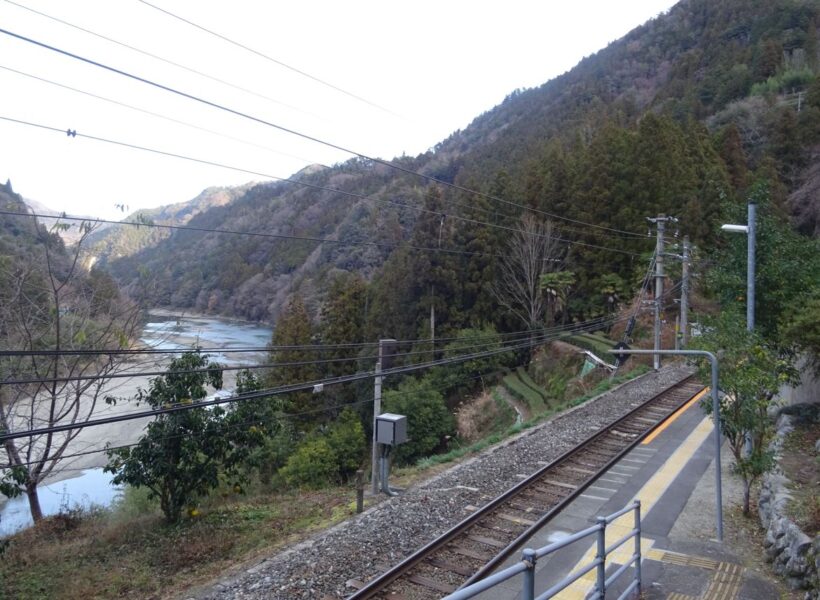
[192,366,694,600]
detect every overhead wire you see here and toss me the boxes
[0,332,553,441]
[0,315,633,443]
[0,367,515,473]
[0,315,625,386]
[134,0,401,119]
[0,319,604,358]
[0,27,648,240]
[0,116,640,256]
[2,0,318,120]
[0,65,325,167]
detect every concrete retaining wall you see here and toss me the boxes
[758,412,819,599]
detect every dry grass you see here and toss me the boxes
[0,488,352,599]
[454,388,518,442]
[781,422,820,535]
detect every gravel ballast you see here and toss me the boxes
[193,366,694,600]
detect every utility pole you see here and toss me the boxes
[647,215,678,370]
[680,236,690,348]
[371,338,395,495]
[371,350,382,495]
[648,215,665,370]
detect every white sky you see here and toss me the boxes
[0,0,677,219]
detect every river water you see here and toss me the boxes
[0,311,272,537]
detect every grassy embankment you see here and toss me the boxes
[0,361,648,600]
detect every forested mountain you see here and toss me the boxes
[85,183,255,268]
[99,0,820,334]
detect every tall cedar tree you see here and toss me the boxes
[267,295,319,428]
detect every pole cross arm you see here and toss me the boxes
[606,348,724,541]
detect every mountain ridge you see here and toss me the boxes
[70,0,820,326]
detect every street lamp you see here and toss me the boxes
[720,202,756,332]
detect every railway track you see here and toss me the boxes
[346,375,705,600]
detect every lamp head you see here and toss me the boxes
[720,224,748,234]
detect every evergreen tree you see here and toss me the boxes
[267,295,319,428]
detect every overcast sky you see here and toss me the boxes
[0,0,677,219]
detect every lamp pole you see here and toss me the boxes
[609,348,723,541]
[720,202,756,332]
[747,202,756,332]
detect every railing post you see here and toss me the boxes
[596,516,607,599]
[521,548,536,600]
[634,501,642,598]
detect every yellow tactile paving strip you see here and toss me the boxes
[701,561,744,600]
[552,415,715,599]
[648,548,719,570]
[649,548,745,600]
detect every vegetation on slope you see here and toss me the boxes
[93,0,820,332]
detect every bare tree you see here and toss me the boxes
[491,215,563,334]
[0,221,141,521]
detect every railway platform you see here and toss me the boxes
[478,391,781,600]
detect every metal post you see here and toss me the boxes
[522,548,536,600]
[747,203,755,332]
[371,343,384,495]
[355,469,364,513]
[710,355,724,542]
[595,517,607,599]
[608,349,723,541]
[674,315,681,351]
[680,236,690,348]
[654,215,666,370]
[634,500,642,597]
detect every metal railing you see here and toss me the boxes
[442,501,642,600]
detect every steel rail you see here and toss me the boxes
[347,374,703,599]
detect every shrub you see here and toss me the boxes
[383,377,455,465]
[279,409,366,488]
[327,409,367,479]
[279,438,337,488]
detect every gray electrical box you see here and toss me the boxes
[376,413,407,446]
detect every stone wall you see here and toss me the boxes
[758,411,819,599]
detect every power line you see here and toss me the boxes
[0,335,542,441]
[135,0,401,118]
[0,64,324,167]
[0,367,513,473]
[0,27,647,239]
[0,317,621,386]
[0,327,592,442]
[6,318,626,432]
[0,320,598,358]
[0,330,534,386]
[0,206,493,261]
[2,0,318,120]
[0,114,645,256]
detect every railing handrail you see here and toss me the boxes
[442,500,642,600]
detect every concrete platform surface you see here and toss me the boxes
[474,389,783,600]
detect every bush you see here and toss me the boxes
[279,409,366,488]
[327,409,367,479]
[383,377,455,465]
[279,438,337,488]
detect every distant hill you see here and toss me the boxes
[85,183,257,268]
[14,194,105,245]
[88,0,820,326]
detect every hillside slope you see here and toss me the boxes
[100,0,820,324]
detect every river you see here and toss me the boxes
[0,311,272,537]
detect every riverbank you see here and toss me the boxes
[0,312,272,532]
